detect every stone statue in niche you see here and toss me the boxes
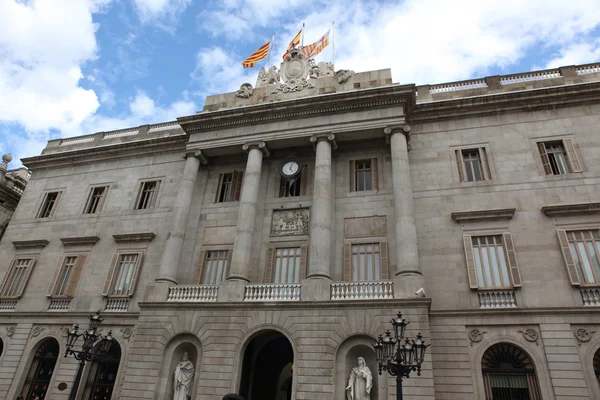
[256,65,281,87]
[346,357,372,400]
[173,352,195,400]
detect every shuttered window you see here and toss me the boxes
[37,191,61,218]
[101,252,143,297]
[537,139,583,175]
[0,257,37,298]
[84,186,108,214]
[456,148,491,182]
[343,242,389,281]
[350,159,379,192]
[196,250,230,285]
[463,233,522,289]
[216,171,243,202]
[557,229,600,285]
[263,245,308,283]
[46,255,87,298]
[135,181,160,209]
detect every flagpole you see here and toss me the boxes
[332,21,335,67]
[269,33,275,67]
[301,22,305,47]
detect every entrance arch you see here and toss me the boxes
[239,330,294,400]
[81,341,122,400]
[19,338,60,399]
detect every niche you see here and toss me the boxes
[155,334,202,400]
[335,335,386,400]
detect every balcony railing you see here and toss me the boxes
[478,290,517,308]
[244,284,301,302]
[105,298,130,312]
[331,281,394,300]
[580,288,600,306]
[167,285,219,302]
[48,298,70,312]
[0,299,17,312]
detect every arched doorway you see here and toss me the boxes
[594,348,600,385]
[81,341,122,400]
[19,338,60,399]
[0,338,3,358]
[239,330,294,400]
[482,343,542,400]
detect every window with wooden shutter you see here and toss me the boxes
[102,252,143,297]
[263,247,275,283]
[464,234,520,289]
[0,257,37,298]
[371,158,379,190]
[349,160,356,192]
[456,148,491,182]
[231,170,243,201]
[562,138,583,172]
[84,186,109,214]
[537,139,583,175]
[346,242,386,281]
[353,160,374,191]
[196,250,230,285]
[217,171,243,202]
[37,191,62,218]
[265,246,306,283]
[47,255,87,298]
[135,181,160,209]
[456,150,466,182]
[343,243,352,281]
[558,229,600,285]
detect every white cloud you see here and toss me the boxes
[132,0,191,31]
[545,40,600,69]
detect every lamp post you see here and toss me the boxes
[64,310,114,400]
[373,311,430,400]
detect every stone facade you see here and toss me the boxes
[0,61,600,400]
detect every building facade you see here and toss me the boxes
[1,56,600,400]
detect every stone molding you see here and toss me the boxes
[242,141,270,157]
[60,236,100,246]
[12,239,49,249]
[384,124,411,140]
[451,208,516,222]
[112,232,156,243]
[541,202,600,217]
[309,133,337,150]
[185,150,208,165]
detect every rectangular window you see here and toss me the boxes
[84,186,108,214]
[566,230,600,285]
[471,235,512,289]
[37,191,61,218]
[537,139,583,175]
[350,159,379,192]
[216,171,243,202]
[273,247,302,283]
[135,181,159,210]
[351,243,381,281]
[201,250,229,285]
[102,253,143,297]
[456,148,491,182]
[279,166,308,197]
[54,256,77,296]
[0,257,35,298]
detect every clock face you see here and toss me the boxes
[281,161,300,177]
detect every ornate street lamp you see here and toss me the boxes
[64,310,114,400]
[373,311,430,400]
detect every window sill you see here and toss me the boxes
[458,179,494,187]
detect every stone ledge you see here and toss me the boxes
[451,208,516,222]
[541,202,600,217]
[12,239,49,249]
[60,236,100,246]
[112,232,156,243]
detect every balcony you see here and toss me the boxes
[105,298,130,312]
[167,285,219,302]
[478,290,517,308]
[0,299,17,312]
[331,281,394,300]
[244,284,301,302]
[48,298,70,312]
[580,288,600,306]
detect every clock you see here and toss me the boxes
[280,157,301,179]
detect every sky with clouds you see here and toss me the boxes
[1,0,600,166]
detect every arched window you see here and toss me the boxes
[594,348,600,384]
[20,338,60,399]
[482,343,542,400]
[0,338,3,358]
[82,341,122,400]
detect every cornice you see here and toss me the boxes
[12,239,49,249]
[177,84,415,133]
[541,202,600,217]
[451,208,516,222]
[113,232,156,243]
[60,236,100,246]
[21,135,187,170]
[411,81,600,122]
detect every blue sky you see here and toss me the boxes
[1,0,600,166]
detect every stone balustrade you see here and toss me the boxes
[330,281,394,300]
[48,298,70,312]
[499,69,561,84]
[429,79,487,94]
[0,299,17,311]
[580,288,600,306]
[244,284,301,302]
[105,297,130,312]
[167,285,219,302]
[478,290,517,308]
[576,63,600,75]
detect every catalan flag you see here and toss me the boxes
[282,28,303,59]
[242,40,271,68]
[303,29,330,59]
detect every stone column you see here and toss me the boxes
[303,133,336,301]
[385,125,426,298]
[220,142,269,301]
[155,151,206,284]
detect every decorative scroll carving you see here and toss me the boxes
[271,208,310,237]
[271,79,314,94]
[121,327,133,340]
[6,326,15,337]
[31,326,45,338]
[518,329,539,345]
[574,328,595,345]
[468,329,485,346]
[236,83,254,98]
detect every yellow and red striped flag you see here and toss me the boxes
[282,28,303,59]
[303,29,330,58]
[242,40,271,68]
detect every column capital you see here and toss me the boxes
[309,133,337,150]
[184,150,208,164]
[242,141,270,157]
[384,124,411,148]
